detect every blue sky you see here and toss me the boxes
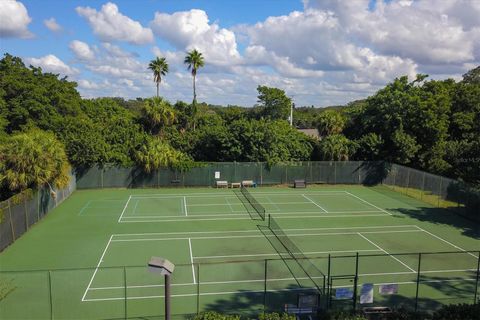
[1,0,479,107]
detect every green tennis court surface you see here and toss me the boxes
[1,185,479,319]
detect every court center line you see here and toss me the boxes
[357,232,416,273]
[415,226,479,259]
[183,196,188,217]
[188,238,196,284]
[345,191,392,215]
[82,235,113,301]
[302,194,328,213]
[117,196,131,222]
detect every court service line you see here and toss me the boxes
[302,194,328,213]
[82,235,113,301]
[117,195,131,222]
[194,249,382,260]
[415,226,479,259]
[128,191,349,199]
[188,238,196,284]
[184,196,188,217]
[110,229,422,242]
[119,210,384,219]
[112,224,418,237]
[345,191,392,215]
[118,213,389,223]
[358,232,416,273]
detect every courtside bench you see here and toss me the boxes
[241,180,257,187]
[215,180,228,188]
[294,179,306,188]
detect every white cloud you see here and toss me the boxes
[0,0,33,38]
[77,79,100,90]
[44,17,62,32]
[25,54,79,76]
[76,2,153,45]
[150,9,241,67]
[69,40,95,60]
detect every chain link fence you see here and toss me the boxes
[1,251,478,319]
[0,173,76,252]
[382,163,480,222]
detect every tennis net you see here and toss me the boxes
[240,186,266,220]
[268,214,325,294]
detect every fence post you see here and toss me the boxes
[352,252,359,311]
[124,267,127,319]
[334,162,337,184]
[421,172,426,200]
[414,253,422,312]
[264,259,268,313]
[327,254,331,309]
[8,199,15,240]
[438,177,443,207]
[196,264,200,314]
[406,168,411,195]
[474,251,480,304]
[24,197,28,230]
[48,271,53,320]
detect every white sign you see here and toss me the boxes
[360,283,374,304]
[335,288,353,300]
[214,171,220,179]
[379,284,398,295]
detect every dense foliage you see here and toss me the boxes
[0,53,479,199]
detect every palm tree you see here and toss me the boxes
[184,49,205,102]
[148,57,169,97]
[141,97,176,135]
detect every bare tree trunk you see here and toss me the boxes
[193,75,196,101]
[156,82,159,97]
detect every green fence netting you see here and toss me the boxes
[0,173,76,252]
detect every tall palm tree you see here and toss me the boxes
[148,57,169,97]
[184,49,205,102]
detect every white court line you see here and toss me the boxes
[119,210,383,219]
[112,224,419,237]
[78,200,92,216]
[302,194,328,213]
[415,226,479,259]
[194,249,382,260]
[183,196,188,217]
[84,276,477,302]
[345,191,392,215]
[188,238,196,284]
[89,267,477,292]
[110,229,422,243]
[82,235,113,301]
[129,191,349,199]
[358,232,416,273]
[117,196,131,222]
[118,213,389,223]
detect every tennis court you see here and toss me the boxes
[1,185,479,319]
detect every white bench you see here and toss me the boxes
[241,180,256,187]
[215,180,228,188]
[231,182,241,188]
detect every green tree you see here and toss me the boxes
[148,57,169,97]
[141,97,176,135]
[318,134,355,161]
[256,86,291,120]
[462,66,480,84]
[135,137,192,173]
[0,129,70,193]
[184,49,205,103]
[354,133,383,160]
[317,110,346,136]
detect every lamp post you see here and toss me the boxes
[148,257,175,320]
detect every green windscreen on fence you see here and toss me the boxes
[240,186,266,220]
